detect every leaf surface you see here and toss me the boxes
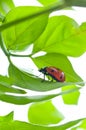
[32,53,83,83]
[2,6,49,51]
[28,101,64,125]
[33,16,86,57]
[8,63,83,92]
[0,0,15,15]
[0,118,85,130]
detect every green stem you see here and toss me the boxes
[0,33,11,62]
[9,52,32,57]
[0,34,9,56]
[0,2,68,31]
[0,34,32,58]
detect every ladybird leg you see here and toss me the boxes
[41,74,45,82]
[48,75,54,82]
[47,75,53,82]
[47,75,50,81]
[51,77,54,82]
[44,74,45,80]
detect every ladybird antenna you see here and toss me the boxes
[38,73,42,77]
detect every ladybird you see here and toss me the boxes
[39,66,65,82]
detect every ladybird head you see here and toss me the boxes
[39,67,47,74]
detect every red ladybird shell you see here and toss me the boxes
[46,66,65,82]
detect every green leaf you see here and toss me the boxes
[80,120,86,129]
[0,75,26,94]
[0,33,2,47]
[0,3,67,32]
[0,75,12,87]
[32,53,83,83]
[0,84,26,94]
[8,63,83,92]
[0,111,13,122]
[38,0,61,6]
[2,6,49,51]
[38,0,86,7]
[32,53,82,104]
[33,15,86,57]
[0,118,85,130]
[80,22,86,37]
[28,101,64,125]
[62,85,80,104]
[0,13,4,22]
[0,0,15,15]
[0,86,80,104]
[71,119,86,130]
[65,0,86,7]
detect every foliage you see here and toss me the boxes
[0,0,86,129]
[28,101,64,125]
[0,112,85,130]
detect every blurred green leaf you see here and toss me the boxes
[0,84,26,94]
[0,33,2,47]
[38,0,61,6]
[0,3,68,32]
[65,0,86,7]
[2,6,49,51]
[0,75,12,86]
[0,75,26,94]
[80,22,86,29]
[62,85,80,104]
[28,101,64,125]
[0,13,4,22]
[0,86,80,104]
[33,15,86,57]
[80,22,86,33]
[8,63,83,92]
[0,111,13,122]
[0,117,85,130]
[0,0,15,15]
[80,120,86,129]
[32,53,83,83]
[71,119,86,130]
[38,0,86,7]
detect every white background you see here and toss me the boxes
[0,0,86,123]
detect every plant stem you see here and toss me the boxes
[0,33,32,58]
[0,34,9,56]
[0,33,11,62]
[9,53,32,57]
